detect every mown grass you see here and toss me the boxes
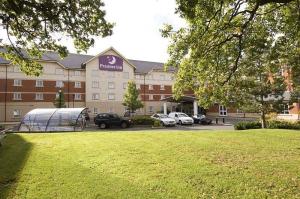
[0,129,300,199]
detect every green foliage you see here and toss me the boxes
[153,120,162,127]
[123,81,143,113]
[0,0,113,75]
[53,90,66,108]
[234,121,262,130]
[131,115,155,125]
[267,120,300,130]
[162,0,299,127]
[0,124,4,130]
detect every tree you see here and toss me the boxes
[0,0,113,75]
[161,0,299,126]
[123,81,143,114]
[53,90,66,108]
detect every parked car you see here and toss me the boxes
[151,113,176,126]
[193,114,212,125]
[94,113,132,129]
[168,112,194,125]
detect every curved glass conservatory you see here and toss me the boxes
[18,108,88,132]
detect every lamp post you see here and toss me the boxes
[58,89,62,108]
[73,94,75,108]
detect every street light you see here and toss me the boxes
[58,89,62,108]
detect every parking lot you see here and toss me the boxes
[85,123,234,132]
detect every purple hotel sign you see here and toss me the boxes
[99,55,123,71]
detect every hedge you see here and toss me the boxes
[234,121,262,130]
[267,120,300,130]
[234,120,300,130]
[131,116,155,125]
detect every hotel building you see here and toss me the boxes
[0,47,299,122]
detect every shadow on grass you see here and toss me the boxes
[0,134,32,199]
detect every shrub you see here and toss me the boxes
[234,121,262,130]
[131,115,155,125]
[0,124,4,131]
[267,120,300,130]
[153,120,162,127]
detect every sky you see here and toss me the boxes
[0,0,186,63]
[85,0,186,62]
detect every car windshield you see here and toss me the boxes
[159,115,169,118]
[178,113,188,117]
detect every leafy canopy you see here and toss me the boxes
[161,0,299,109]
[123,81,143,113]
[0,0,113,75]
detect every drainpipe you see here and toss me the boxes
[67,69,70,108]
[143,73,146,115]
[4,65,8,122]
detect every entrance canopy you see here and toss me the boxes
[18,108,88,132]
[160,95,196,103]
[160,96,198,116]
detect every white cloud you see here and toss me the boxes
[0,0,186,62]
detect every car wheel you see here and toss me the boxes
[179,120,183,125]
[121,122,128,128]
[99,123,106,129]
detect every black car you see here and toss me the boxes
[94,113,132,129]
[192,114,212,125]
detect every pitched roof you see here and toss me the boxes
[0,48,175,73]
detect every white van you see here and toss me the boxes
[168,112,194,125]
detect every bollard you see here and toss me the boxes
[216,118,218,124]
[223,118,225,123]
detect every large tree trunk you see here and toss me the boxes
[261,111,267,128]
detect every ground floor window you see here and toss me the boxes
[280,104,289,114]
[93,108,98,115]
[149,106,153,113]
[74,93,81,100]
[13,109,21,118]
[219,105,227,116]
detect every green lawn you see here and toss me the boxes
[0,130,300,199]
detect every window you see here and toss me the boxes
[219,105,227,116]
[160,75,165,80]
[123,72,129,79]
[135,75,141,79]
[149,85,153,90]
[36,80,44,87]
[92,70,99,77]
[93,107,98,115]
[55,68,64,75]
[92,81,99,88]
[74,71,81,76]
[13,92,22,100]
[160,95,165,100]
[74,93,81,100]
[280,104,289,114]
[149,95,153,100]
[35,93,44,100]
[56,80,64,88]
[14,66,21,72]
[166,75,172,81]
[13,109,20,118]
[74,81,81,88]
[13,79,22,86]
[136,84,140,90]
[108,82,115,89]
[108,93,115,100]
[160,85,165,90]
[149,106,153,113]
[108,107,114,112]
[108,72,115,78]
[146,74,153,80]
[92,93,100,100]
[123,83,127,89]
